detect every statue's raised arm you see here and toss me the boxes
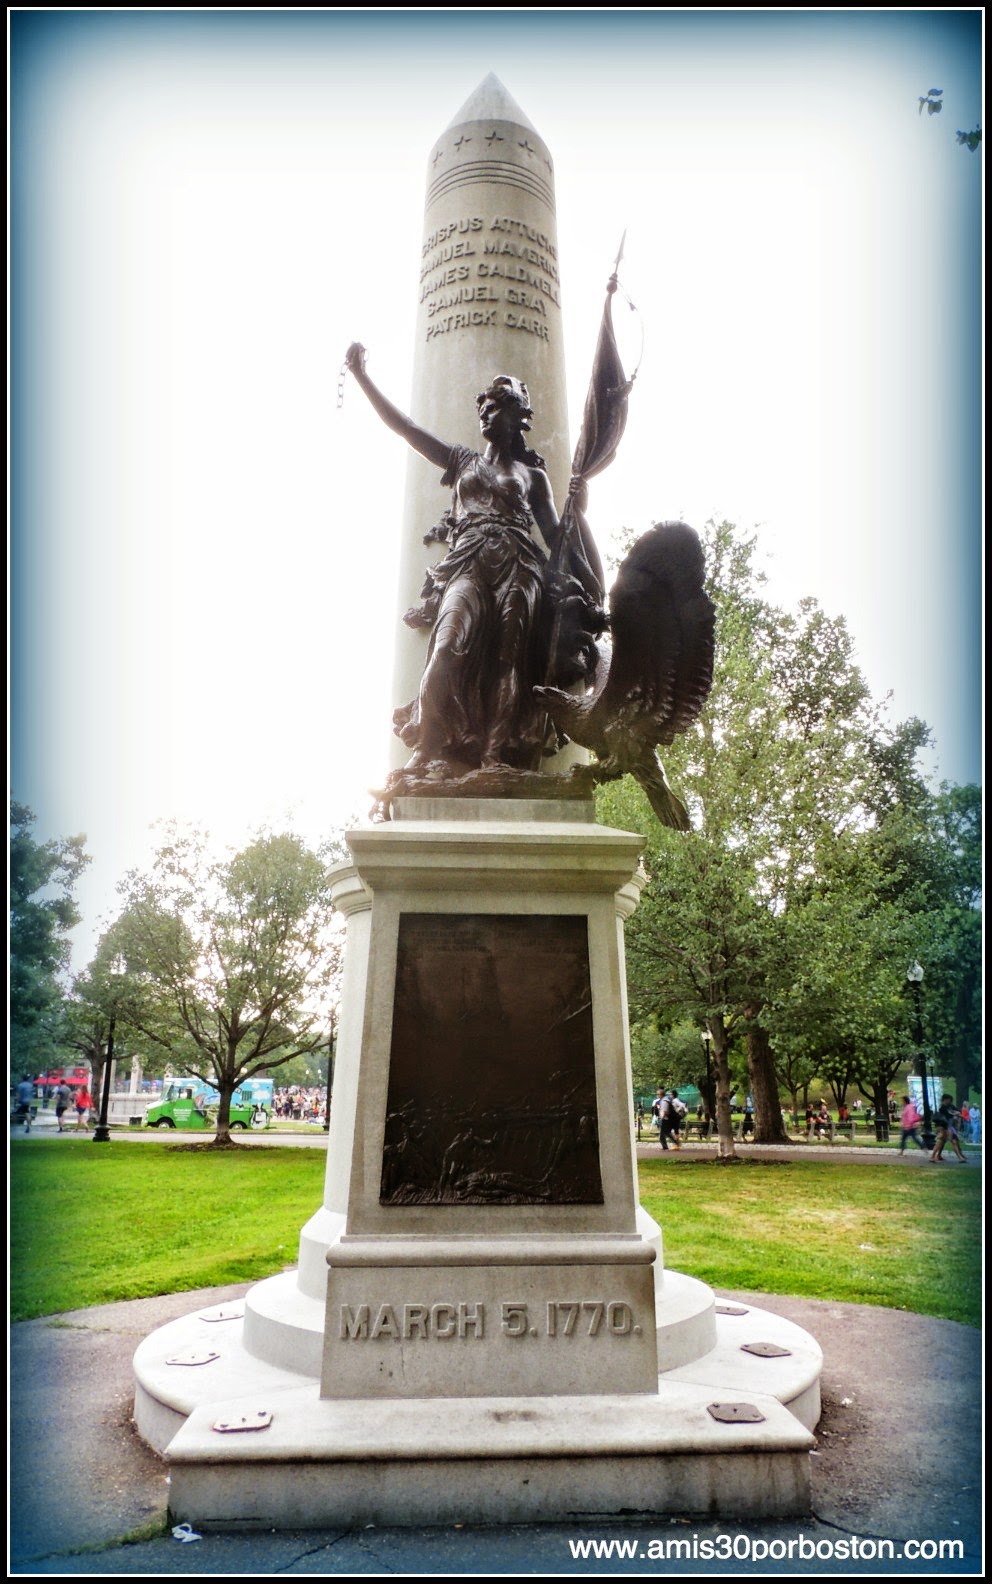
[344,343,452,472]
[346,354,566,780]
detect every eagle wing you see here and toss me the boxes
[601,521,715,750]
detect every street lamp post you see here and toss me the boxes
[93,956,126,1145]
[700,1029,714,1138]
[906,961,934,1151]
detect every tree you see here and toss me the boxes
[846,743,982,1107]
[600,522,885,1151]
[768,841,915,1123]
[630,1017,716,1103]
[64,924,171,1107]
[600,522,982,1160]
[9,801,89,1077]
[875,780,982,1104]
[598,520,984,1153]
[111,826,342,1145]
[64,963,117,1110]
[918,784,981,1100]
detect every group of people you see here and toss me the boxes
[804,1101,833,1141]
[636,1090,979,1162]
[273,1088,327,1125]
[12,1076,94,1133]
[899,1094,971,1162]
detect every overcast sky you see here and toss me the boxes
[10,9,982,972]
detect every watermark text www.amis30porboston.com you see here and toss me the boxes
[566,1532,965,1564]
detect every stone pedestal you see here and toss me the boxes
[133,800,822,1527]
[319,798,661,1402]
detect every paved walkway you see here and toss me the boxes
[9,1280,982,1576]
[12,1121,982,1161]
[634,1140,980,1165]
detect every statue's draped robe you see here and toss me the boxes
[394,445,551,769]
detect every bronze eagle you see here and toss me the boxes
[536,520,715,830]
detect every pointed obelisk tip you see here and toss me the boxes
[445,72,539,134]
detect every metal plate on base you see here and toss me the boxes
[212,1410,272,1434]
[708,1402,766,1423]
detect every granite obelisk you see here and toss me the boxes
[391,74,570,765]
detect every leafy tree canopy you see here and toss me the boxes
[9,801,89,1077]
[109,825,343,1143]
[598,521,981,1137]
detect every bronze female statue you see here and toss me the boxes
[344,344,574,776]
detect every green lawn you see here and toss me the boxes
[9,1140,981,1327]
[9,1139,325,1321]
[639,1156,981,1326]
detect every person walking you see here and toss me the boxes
[666,1091,685,1150]
[930,1095,967,1163]
[54,1080,73,1132]
[651,1088,670,1150]
[74,1084,94,1132]
[898,1095,927,1154]
[14,1076,36,1133]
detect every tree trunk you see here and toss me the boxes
[744,1010,790,1144]
[709,1019,737,1160]
[211,1076,234,1146]
[870,1082,891,1142]
[90,1051,106,1113]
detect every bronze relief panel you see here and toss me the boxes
[380,913,603,1206]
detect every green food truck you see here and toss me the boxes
[145,1079,273,1130]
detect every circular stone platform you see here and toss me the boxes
[133,1266,821,1528]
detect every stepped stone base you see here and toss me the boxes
[134,1283,820,1524]
[166,1385,812,1528]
